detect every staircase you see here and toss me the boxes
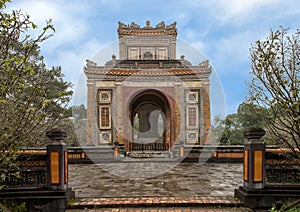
[131,139,166,151]
[127,151,174,159]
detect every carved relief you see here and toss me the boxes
[99,106,111,129]
[98,90,111,103]
[186,131,199,144]
[186,91,199,103]
[128,48,139,59]
[118,21,176,30]
[118,21,127,28]
[186,106,199,129]
[166,22,176,29]
[86,59,97,67]
[130,22,140,29]
[156,21,165,29]
[99,131,112,144]
[117,21,177,36]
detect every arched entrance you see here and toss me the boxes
[129,90,171,151]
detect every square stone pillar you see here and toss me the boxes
[243,128,266,189]
[46,129,68,190]
[202,85,211,145]
[86,81,97,146]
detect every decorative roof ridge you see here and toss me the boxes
[118,21,177,37]
[118,21,176,31]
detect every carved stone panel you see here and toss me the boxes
[186,130,199,144]
[99,131,112,144]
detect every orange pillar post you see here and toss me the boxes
[46,129,68,190]
[243,128,266,190]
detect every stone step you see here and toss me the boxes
[127,151,173,158]
[67,196,245,210]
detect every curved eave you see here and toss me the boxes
[84,67,212,77]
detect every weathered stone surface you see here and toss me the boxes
[68,163,242,198]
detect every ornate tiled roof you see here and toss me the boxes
[84,68,211,77]
[85,59,211,78]
[118,21,177,37]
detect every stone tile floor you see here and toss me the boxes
[68,162,243,198]
[67,162,248,211]
[67,208,250,212]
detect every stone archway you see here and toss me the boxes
[129,90,170,151]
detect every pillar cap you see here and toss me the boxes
[244,128,266,140]
[46,128,67,141]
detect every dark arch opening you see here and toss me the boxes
[143,51,153,59]
[129,89,170,151]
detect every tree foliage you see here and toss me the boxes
[0,0,72,184]
[212,103,268,145]
[247,27,300,155]
[56,105,87,147]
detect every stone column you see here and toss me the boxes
[243,128,266,189]
[115,81,124,145]
[46,129,68,190]
[170,38,176,59]
[86,80,96,146]
[149,110,159,138]
[119,37,125,60]
[200,83,211,145]
[138,110,149,137]
[173,82,183,151]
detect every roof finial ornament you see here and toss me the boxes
[156,21,165,29]
[144,20,152,29]
[130,22,140,29]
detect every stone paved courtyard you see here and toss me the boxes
[69,162,243,198]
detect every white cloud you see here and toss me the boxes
[171,12,192,28]
[8,1,58,25]
[195,0,299,26]
[7,1,92,52]
[45,38,107,81]
[214,0,275,20]
[208,30,256,74]
[6,1,111,82]
[4,0,299,112]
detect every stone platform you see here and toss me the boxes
[67,196,252,211]
[67,162,249,211]
[68,162,243,197]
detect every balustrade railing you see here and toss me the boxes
[265,151,300,184]
[4,153,48,188]
[131,141,166,151]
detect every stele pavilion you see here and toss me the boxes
[84,21,211,153]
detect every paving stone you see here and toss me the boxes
[67,162,250,211]
[68,163,242,198]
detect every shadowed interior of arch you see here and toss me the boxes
[130,90,170,151]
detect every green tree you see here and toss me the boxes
[247,27,300,155]
[212,102,269,145]
[56,105,87,147]
[237,102,268,129]
[70,104,87,119]
[212,114,243,145]
[0,0,72,186]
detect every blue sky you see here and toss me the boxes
[6,0,300,115]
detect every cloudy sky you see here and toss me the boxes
[6,0,300,114]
